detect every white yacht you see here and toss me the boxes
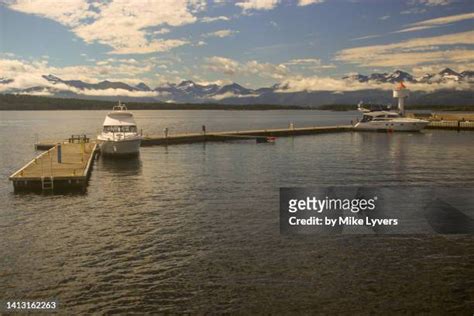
[354,82,429,132]
[97,102,142,156]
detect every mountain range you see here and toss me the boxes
[1,68,472,107]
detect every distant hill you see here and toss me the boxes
[1,94,472,111]
[0,94,306,111]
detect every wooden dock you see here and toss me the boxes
[141,125,353,146]
[426,120,474,131]
[10,142,98,193]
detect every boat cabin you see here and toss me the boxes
[360,111,400,122]
[102,103,138,134]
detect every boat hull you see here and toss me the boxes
[99,138,141,156]
[354,121,429,132]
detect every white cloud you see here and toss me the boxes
[396,12,474,33]
[284,58,336,70]
[8,0,96,27]
[401,7,427,15]
[205,56,240,75]
[205,56,288,79]
[351,34,382,41]
[414,0,453,6]
[235,0,280,12]
[203,29,239,38]
[209,91,259,100]
[153,28,171,35]
[5,0,199,54]
[278,75,471,93]
[201,16,230,23]
[379,15,390,20]
[297,0,325,6]
[335,30,474,67]
[74,88,160,97]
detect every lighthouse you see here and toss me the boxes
[393,81,409,116]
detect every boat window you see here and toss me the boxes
[360,115,373,122]
[103,125,137,133]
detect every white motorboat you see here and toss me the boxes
[97,102,142,156]
[354,82,429,132]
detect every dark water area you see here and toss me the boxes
[1,110,473,313]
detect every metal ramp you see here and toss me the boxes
[41,176,54,191]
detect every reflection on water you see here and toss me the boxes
[0,111,473,313]
[98,155,143,176]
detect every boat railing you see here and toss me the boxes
[112,105,128,111]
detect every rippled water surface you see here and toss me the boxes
[1,110,473,313]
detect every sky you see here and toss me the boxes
[0,0,473,92]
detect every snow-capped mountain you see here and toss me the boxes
[341,74,369,82]
[417,68,464,83]
[1,68,472,106]
[0,77,14,84]
[343,68,472,84]
[135,82,151,91]
[42,74,150,91]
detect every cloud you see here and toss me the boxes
[297,0,325,6]
[235,0,280,12]
[395,25,438,33]
[73,88,160,97]
[205,56,240,75]
[351,34,382,41]
[379,15,390,20]
[7,0,97,27]
[395,12,474,33]
[209,91,259,100]
[401,7,427,15]
[277,75,472,93]
[201,16,230,23]
[284,58,336,70]
[5,0,199,54]
[335,30,474,67]
[203,29,239,38]
[205,56,288,79]
[285,58,323,65]
[153,28,171,35]
[414,0,453,6]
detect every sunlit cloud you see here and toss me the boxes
[203,29,239,38]
[297,0,325,6]
[201,16,230,23]
[235,0,280,12]
[395,12,474,33]
[4,0,200,54]
[335,31,474,67]
[204,56,288,79]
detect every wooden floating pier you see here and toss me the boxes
[141,125,352,146]
[10,142,98,193]
[425,120,474,131]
